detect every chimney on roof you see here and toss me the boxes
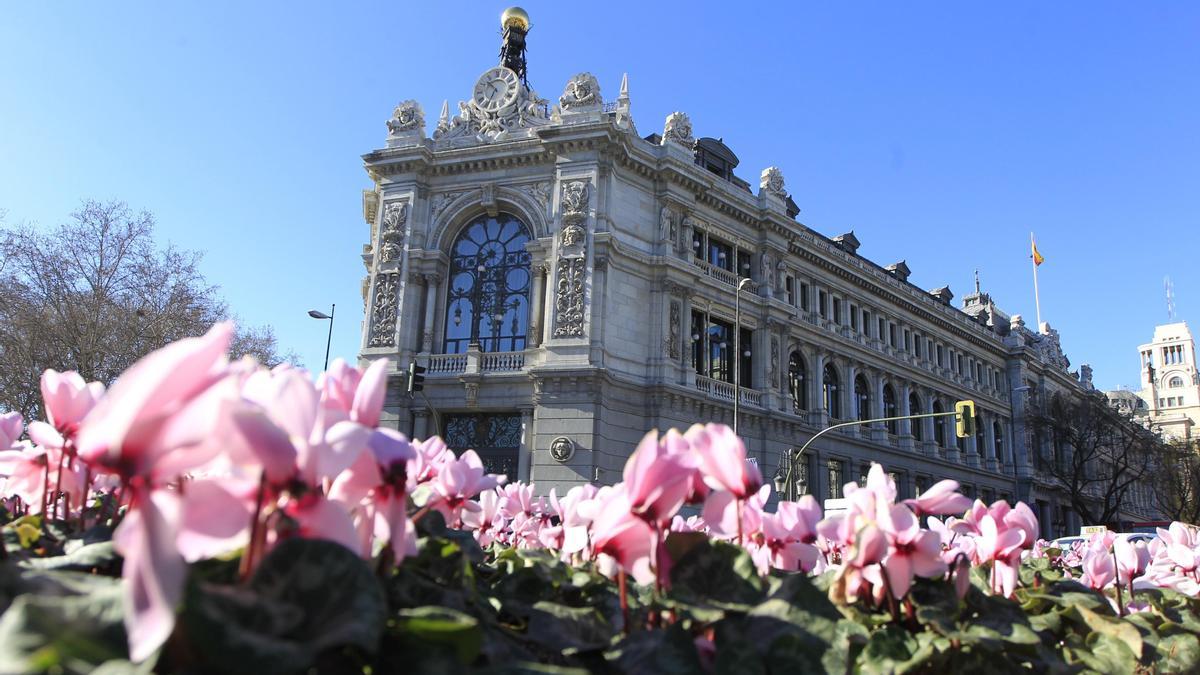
[885,261,911,282]
[930,286,954,305]
[833,231,860,255]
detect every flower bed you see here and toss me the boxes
[1,325,1199,673]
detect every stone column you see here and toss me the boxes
[518,407,534,483]
[421,273,440,353]
[984,411,998,471]
[412,409,430,442]
[681,291,695,387]
[528,264,547,347]
[898,382,914,451]
[812,353,828,427]
[870,371,887,441]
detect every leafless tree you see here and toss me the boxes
[0,200,296,421]
[1027,392,1161,529]
[1154,440,1200,525]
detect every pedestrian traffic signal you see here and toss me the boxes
[955,400,976,438]
[407,362,426,394]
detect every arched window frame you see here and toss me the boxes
[823,364,841,419]
[442,213,533,354]
[854,375,870,422]
[1169,376,1185,388]
[789,351,807,412]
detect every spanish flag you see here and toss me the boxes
[1031,238,1045,266]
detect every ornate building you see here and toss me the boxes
[1133,322,1199,441]
[357,8,1156,537]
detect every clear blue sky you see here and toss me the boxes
[2,2,1196,390]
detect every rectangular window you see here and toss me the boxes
[818,290,827,317]
[785,276,795,305]
[862,310,871,336]
[889,323,897,347]
[903,329,910,351]
[827,460,844,499]
[708,237,734,272]
[936,345,944,366]
[850,304,859,330]
[737,250,752,278]
[800,283,810,311]
[878,317,886,341]
[832,298,841,324]
[914,476,927,497]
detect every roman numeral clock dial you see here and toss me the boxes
[473,66,521,113]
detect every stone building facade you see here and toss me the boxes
[356,12,1156,538]
[1134,322,1200,441]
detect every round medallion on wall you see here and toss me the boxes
[549,436,575,462]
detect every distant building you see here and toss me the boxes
[356,8,1157,537]
[1135,322,1200,441]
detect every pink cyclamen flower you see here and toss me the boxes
[0,411,24,449]
[623,429,696,527]
[685,423,762,499]
[430,449,504,527]
[975,514,1025,597]
[904,479,972,518]
[316,358,389,427]
[590,485,655,581]
[877,502,947,598]
[1082,548,1117,590]
[74,323,239,663]
[28,370,105,448]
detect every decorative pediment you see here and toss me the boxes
[833,231,860,255]
[885,261,911,282]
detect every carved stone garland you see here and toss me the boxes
[378,201,407,263]
[552,180,590,338]
[368,272,401,347]
[667,299,681,359]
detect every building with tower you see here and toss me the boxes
[1134,322,1200,441]
[357,8,1158,537]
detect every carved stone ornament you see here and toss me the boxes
[549,436,576,462]
[667,300,681,359]
[661,112,694,147]
[378,201,408,263]
[560,222,585,249]
[659,206,677,244]
[386,100,424,136]
[558,73,601,111]
[759,251,774,291]
[559,180,590,227]
[367,272,401,347]
[431,191,464,221]
[433,66,552,145]
[516,181,551,214]
[761,166,787,198]
[553,258,586,338]
[770,335,780,387]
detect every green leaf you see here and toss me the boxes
[181,538,386,675]
[0,575,129,674]
[605,623,705,675]
[394,606,483,664]
[668,540,765,609]
[1157,633,1200,673]
[859,624,924,675]
[523,601,611,654]
[20,542,118,573]
[1071,605,1144,659]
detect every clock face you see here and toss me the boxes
[473,67,521,112]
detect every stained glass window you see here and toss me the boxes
[442,412,522,478]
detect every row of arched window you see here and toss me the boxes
[787,351,1008,462]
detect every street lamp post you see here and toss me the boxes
[733,277,753,436]
[308,304,335,372]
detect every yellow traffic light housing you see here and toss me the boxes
[955,400,976,438]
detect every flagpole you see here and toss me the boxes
[1031,232,1043,330]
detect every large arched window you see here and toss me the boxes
[823,364,840,419]
[933,399,946,448]
[443,214,532,354]
[855,375,870,421]
[883,384,898,434]
[789,352,807,412]
[1170,376,1185,388]
[909,392,923,441]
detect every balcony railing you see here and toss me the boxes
[695,260,740,287]
[480,351,524,372]
[428,353,467,374]
[695,375,762,407]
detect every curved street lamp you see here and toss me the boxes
[308,304,335,372]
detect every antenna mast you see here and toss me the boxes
[1166,276,1176,321]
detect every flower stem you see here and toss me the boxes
[52,449,66,521]
[618,569,630,635]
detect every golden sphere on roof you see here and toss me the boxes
[501,6,530,31]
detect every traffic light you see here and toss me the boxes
[407,362,426,394]
[955,400,976,438]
